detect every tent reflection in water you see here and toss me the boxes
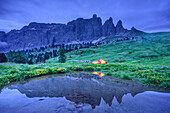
[92,72,105,77]
[91,58,107,64]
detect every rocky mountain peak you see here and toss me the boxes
[116,20,123,28]
[129,26,143,35]
[93,14,97,18]
[0,15,144,52]
[76,18,84,21]
[102,17,115,36]
[131,26,137,31]
[109,17,113,21]
[115,20,126,35]
[0,31,6,34]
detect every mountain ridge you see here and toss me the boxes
[0,14,144,52]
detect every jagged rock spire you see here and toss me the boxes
[93,14,97,18]
[116,20,126,35]
[131,26,137,31]
[102,17,116,36]
[116,20,123,29]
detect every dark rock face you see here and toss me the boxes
[0,31,8,52]
[102,17,116,36]
[6,23,66,51]
[115,20,128,35]
[0,31,6,42]
[0,14,142,52]
[129,26,143,35]
[67,14,102,41]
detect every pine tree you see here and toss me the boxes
[0,53,7,63]
[52,37,56,48]
[58,48,66,63]
[12,51,27,64]
[44,52,50,60]
[7,50,13,62]
[53,50,57,57]
[43,58,46,63]
[28,58,33,64]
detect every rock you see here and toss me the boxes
[0,31,8,52]
[0,14,144,52]
[102,17,116,36]
[6,23,67,51]
[67,14,102,41]
[0,31,6,42]
[0,41,8,52]
[128,26,143,36]
[115,20,127,35]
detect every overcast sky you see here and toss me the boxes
[0,0,170,33]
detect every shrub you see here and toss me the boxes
[113,72,121,77]
[84,66,95,71]
[19,67,31,71]
[0,65,10,69]
[46,68,58,74]
[69,66,83,71]
[0,74,22,85]
[35,69,47,76]
[25,71,36,78]
[106,72,112,76]
[18,71,28,78]
[121,75,132,80]
[103,67,110,70]
[46,68,53,74]
[159,82,170,88]
[96,67,102,70]
[57,68,67,73]
[0,76,9,84]
[69,66,75,71]
[8,69,18,74]
[128,68,137,72]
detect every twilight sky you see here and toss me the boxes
[0,0,170,33]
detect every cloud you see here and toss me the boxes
[0,41,8,48]
[0,0,170,32]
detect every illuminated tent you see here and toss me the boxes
[92,72,105,77]
[91,58,107,64]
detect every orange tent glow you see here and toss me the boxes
[92,72,105,77]
[91,58,107,64]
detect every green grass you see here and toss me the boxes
[47,33,170,65]
[0,32,170,88]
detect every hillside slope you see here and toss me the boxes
[47,32,170,66]
[0,32,170,89]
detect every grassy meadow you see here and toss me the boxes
[0,32,170,89]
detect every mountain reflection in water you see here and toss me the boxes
[0,73,170,113]
[9,73,148,108]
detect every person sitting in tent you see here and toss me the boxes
[91,58,107,64]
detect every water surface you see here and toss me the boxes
[0,73,170,113]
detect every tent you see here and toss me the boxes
[91,58,107,64]
[92,72,105,77]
